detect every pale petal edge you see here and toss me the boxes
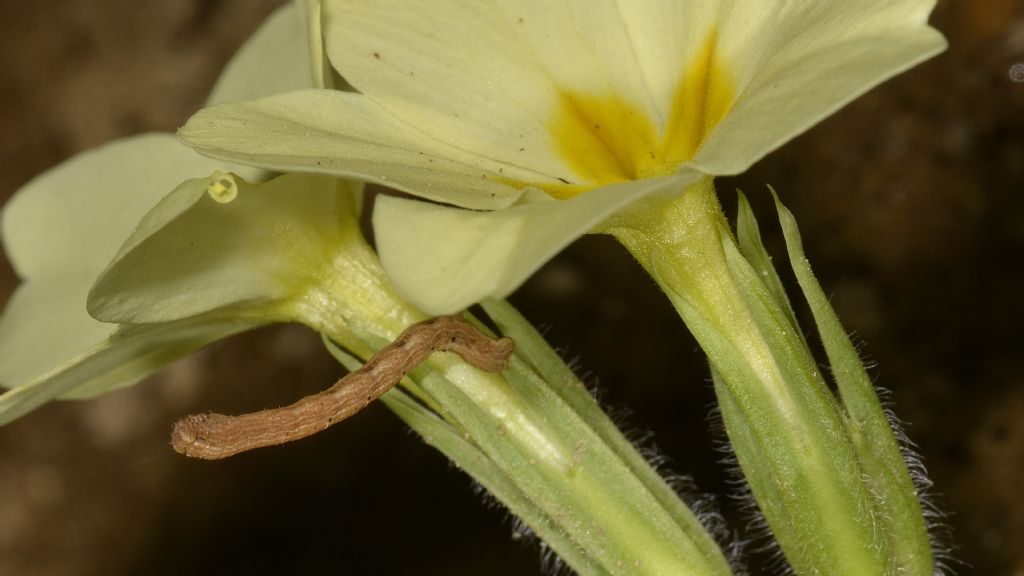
[374,173,702,315]
[0,318,251,426]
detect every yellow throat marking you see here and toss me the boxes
[545,30,734,199]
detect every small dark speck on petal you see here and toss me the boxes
[373,52,381,59]
[519,147,525,152]
[557,177,570,184]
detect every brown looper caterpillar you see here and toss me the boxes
[172,314,515,460]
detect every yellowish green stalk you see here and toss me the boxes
[288,218,734,576]
[600,179,934,575]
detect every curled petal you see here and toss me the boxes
[373,173,702,314]
[180,91,530,210]
[0,135,250,422]
[88,173,362,324]
[692,1,946,175]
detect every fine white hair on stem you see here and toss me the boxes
[171,314,515,460]
[707,402,789,576]
[844,328,956,574]
[873,384,958,575]
[593,373,744,574]
[464,476,571,576]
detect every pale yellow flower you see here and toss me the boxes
[180,0,945,313]
[0,4,318,423]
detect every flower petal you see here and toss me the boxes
[297,0,349,90]
[184,0,741,201]
[373,173,702,315]
[0,282,248,424]
[205,2,314,106]
[2,134,232,279]
[327,0,737,186]
[321,0,686,185]
[179,90,529,209]
[0,134,255,421]
[0,133,268,422]
[691,1,946,175]
[88,173,361,324]
[189,0,942,210]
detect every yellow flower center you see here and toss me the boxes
[545,31,734,199]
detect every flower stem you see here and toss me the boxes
[601,179,933,575]
[293,224,734,576]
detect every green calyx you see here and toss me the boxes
[602,180,934,575]
[316,287,736,576]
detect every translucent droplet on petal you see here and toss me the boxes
[207,173,238,203]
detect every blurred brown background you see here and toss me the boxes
[0,1,1020,574]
